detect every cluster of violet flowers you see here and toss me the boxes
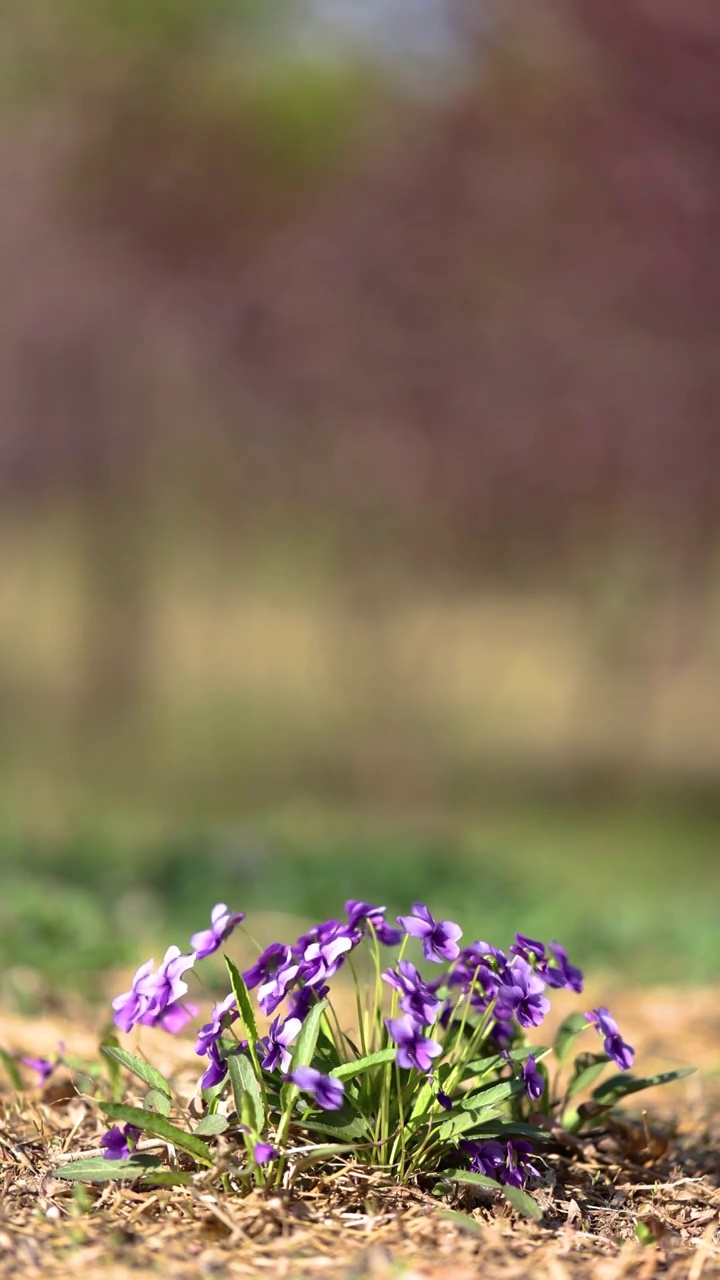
[106,898,635,1187]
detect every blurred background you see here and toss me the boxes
[1,0,719,1002]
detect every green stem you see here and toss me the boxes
[325,998,353,1061]
[347,957,368,1058]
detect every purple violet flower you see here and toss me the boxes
[111,946,196,1033]
[286,1066,345,1111]
[255,950,300,1017]
[461,1138,505,1181]
[382,961,441,1026]
[111,958,157,1033]
[244,943,293,991]
[191,903,245,960]
[522,1054,545,1101]
[195,993,238,1057]
[22,1056,55,1084]
[254,1142,277,1165]
[585,1007,634,1070]
[260,1015,303,1074]
[503,1139,541,1188]
[287,984,327,1022]
[461,1138,540,1187]
[510,934,546,965]
[546,942,584,993]
[101,1123,141,1161]
[199,1040,245,1091]
[496,958,551,1029]
[449,943,507,997]
[345,900,402,947]
[297,921,356,987]
[158,1000,199,1034]
[396,902,462,964]
[386,1013,442,1072]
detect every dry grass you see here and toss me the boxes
[1,988,718,1279]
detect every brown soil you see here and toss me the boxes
[1,987,718,1279]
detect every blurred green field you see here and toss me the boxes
[2,523,719,1002]
[2,796,719,1006]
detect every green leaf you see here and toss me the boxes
[554,1013,590,1063]
[635,1221,656,1246]
[62,1056,103,1078]
[194,1113,230,1137]
[101,1046,172,1099]
[99,1034,123,1100]
[99,1103,213,1166]
[225,957,258,1045]
[460,1077,525,1112]
[444,1169,501,1191]
[562,1100,613,1132]
[280,999,327,1110]
[201,1077,227,1108]
[459,1119,551,1143]
[55,1155,163,1183]
[315,1024,343,1073]
[0,1049,23,1091]
[566,1054,610,1100]
[502,1185,542,1219]
[227,1053,265,1134]
[331,1049,396,1081]
[464,1046,550,1076]
[144,1089,172,1117]
[298,1107,369,1142]
[438,1209,482,1235]
[408,1076,437,1121]
[444,1170,541,1219]
[435,1109,501,1142]
[592,1067,695,1106]
[290,999,327,1072]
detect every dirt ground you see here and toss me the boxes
[1,985,718,1280]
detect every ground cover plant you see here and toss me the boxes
[45,897,693,1224]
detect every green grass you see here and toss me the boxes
[1,522,719,1001]
[2,797,718,1006]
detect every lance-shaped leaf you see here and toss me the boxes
[458,1119,551,1144]
[592,1067,694,1106]
[99,1103,213,1166]
[434,1109,501,1143]
[144,1089,172,1117]
[0,1049,23,1091]
[459,1076,525,1113]
[228,1052,265,1134]
[55,1155,164,1183]
[101,1046,172,1099]
[443,1169,542,1219]
[225,957,258,1046]
[194,1113,230,1137]
[553,1013,590,1062]
[502,1185,543,1219]
[463,1046,550,1077]
[331,1049,396,1081]
[280,999,327,1111]
[566,1053,610,1101]
[443,1169,501,1191]
[298,1107,368,1142]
